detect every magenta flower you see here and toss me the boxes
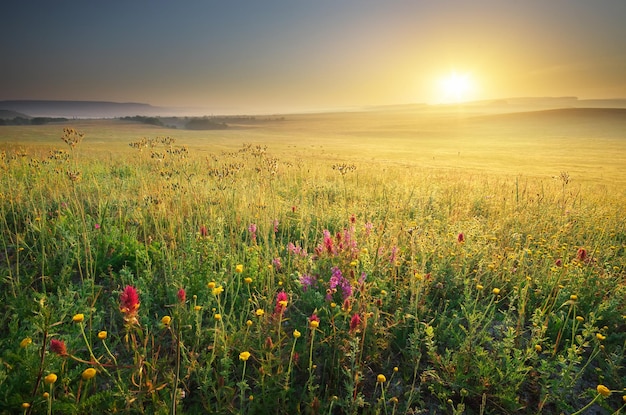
[274,291,288,316]
[120,285,140,325]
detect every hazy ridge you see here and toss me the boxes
[2,97,626,120]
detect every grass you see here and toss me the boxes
[0,107,625,414]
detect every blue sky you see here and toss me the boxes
[2,1,626,114]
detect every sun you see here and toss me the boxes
[437,71,475,103]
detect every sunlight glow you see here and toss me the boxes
[438,72,475,103]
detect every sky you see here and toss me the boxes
[2,0,626,114]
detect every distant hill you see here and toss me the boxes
[0,109,30,120]
[0,100,171,118]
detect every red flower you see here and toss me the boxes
[273,291,288,316]
[50,339,68,356]
[555,258,563,267]
[177,288,186,303]
[576,248,587,262]
[349,313,362,333]
[120,286,140,326]
[199,225,208,238]
[457,232,465,243]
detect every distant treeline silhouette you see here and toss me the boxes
[0,117,68,126]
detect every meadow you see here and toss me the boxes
[0,105,625,414]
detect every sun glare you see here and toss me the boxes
[438,72,475,104]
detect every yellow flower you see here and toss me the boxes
[476,284,484,291]
[597,384,611,397]
[246,319,253,327]
[310,320,319,329]
[570,294,578,301]
[534,344,542,352]
[161,315,172,326]
[377,374,386,383]
[20,337,32,348]
[330,302,337,309]
[97,331,107,340]
[44,373,57,385]
[244,277,253,284]
[212,286,224,296]
[255,309,265,317]
[235,264,244,273]
[350,261,358,267]
[214,314,222,321]
[82,368,97,380]
[380,290,387,296]
[576,316,584,322]
[393,366,399,372]
[207,281,216,289]
[492,288,501,295]
[239,351,251,361]
[22,403,30,409]
[596,333,606,341]
[42,392,49,399]
[293,329,301,338]
[194,305,202,311]
[72,313,85,323]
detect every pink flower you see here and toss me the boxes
[94,223,101,230]
[576,248,587,262]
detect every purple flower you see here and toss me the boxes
[299,274,317,292]
[328,267,352,300]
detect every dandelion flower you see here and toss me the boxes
[492,288,501,295]
[44,373,57,385]
[72,313,85,323]
[239,351,251,361]
[161,316,172,327]
[212,286,224,296]
[82,368,97,380]
[244,277,253,284]
[377,374,386,383]
[255,309,265,317]
[97,331,107,340]
[597,384,611,397]
[20,337,32,348]
[235,264,244,273]
[214,313,222,321]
